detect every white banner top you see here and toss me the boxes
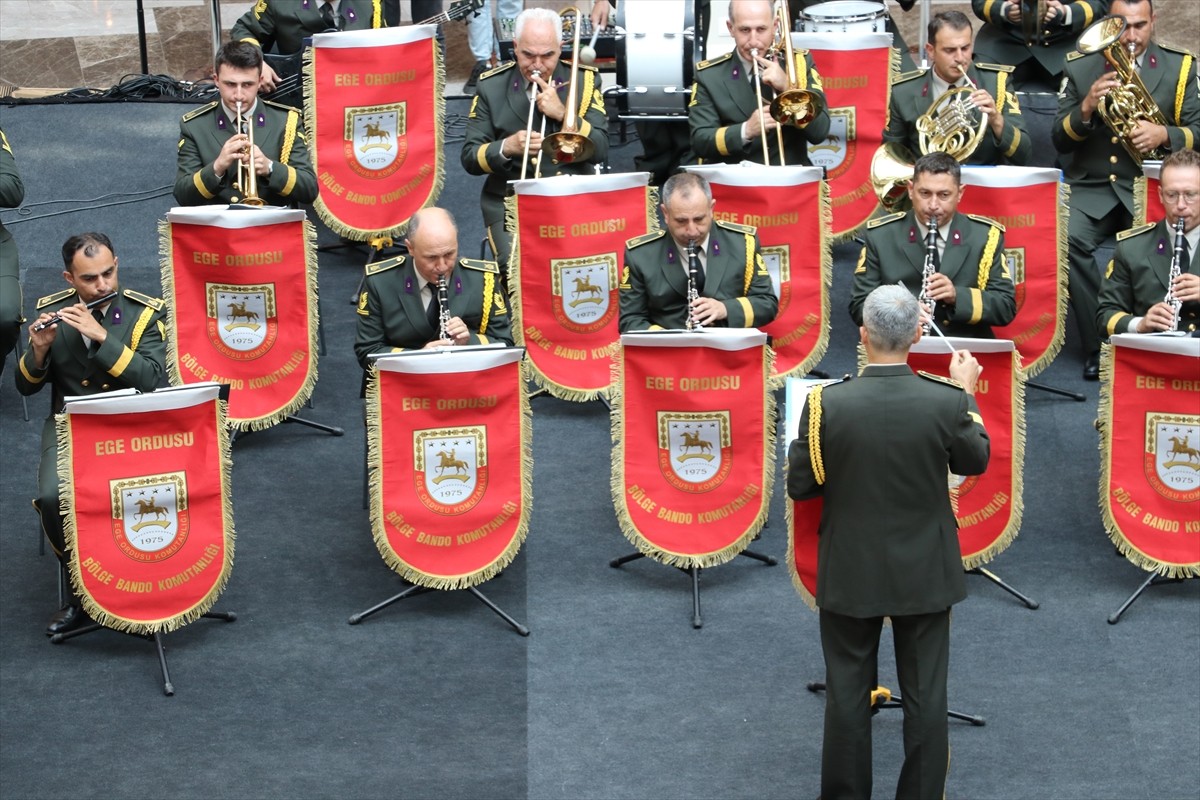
[373,345,525,375]
[165,207,306,228]
[1112,333,1200,358]
[621,329,768,351]
[685,163,823,188]
[312,24,435,49]
[960,166,1063,188]
[511,172,651,197]
[64,383,223,416]
[911,337,1016,356]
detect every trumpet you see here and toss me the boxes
[918,214,939,335]
[233,100,265,206]
[542,7,596,166]
[520,70,542,181]
[686,239,703,330]
[1165,216,1186,329]
[437,273,451,341]
[31,292,118,333]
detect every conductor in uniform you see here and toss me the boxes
[788,284,990,800]
[15,232,167,635]
[619,172,777,332]
[1098,148,1200,335]
[174,42,319,208]
[461,7,609,269]
[850,152,1016,338]
[688,0,830,167]
[354,207,512,368]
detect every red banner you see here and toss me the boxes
[162,208,318,430]
[59,384,233,634]
[306,26,443,238]
[688,164,830,382]
[960,167,1068,378]
[794,32,894,240]
[367,348,530,588]
[612,331,774,568]
[509,174,653,401]
[1134,162,1165,227]
[1099,336,1200,577]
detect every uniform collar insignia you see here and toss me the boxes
[1148,53,1157,69]
[346,5,357,22]
[111,305,123,325]
[454,275,463,294]
[303,0,310,8]
[908,225,917,243]
[712,238,720,256]
[217,115,227,130]
[405,275,414,293]
[951,229,962,245]
[667,248,676,263]
[732,65,740,80]
[1157,238,1166,254]
[921,83,928,97]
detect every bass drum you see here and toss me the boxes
[796,1,888,33]
[614,0,696,119]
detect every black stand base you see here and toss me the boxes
[348,582,529,636]
[967,566,1039,609]
[232,414,345,443]
[1108,573,1190,624]
[609,549,778,629]
[1026,380,1086,402]
[805,681,986,726]
[50,610,237,696]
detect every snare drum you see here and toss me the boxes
[614,0,696,119]
[796,1,888,34]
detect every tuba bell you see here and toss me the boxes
[1076,14,1169,165]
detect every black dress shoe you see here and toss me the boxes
[46,604,90,636]
[1083,352,1100,381]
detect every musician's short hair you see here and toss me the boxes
[913,151,961,186]
[863,285,920,354]
[661,172,713,207]
[1112,0,1153,14]
[928,10,972,43]
[514,8,562,43]
[728,0,773,23]
[215,41,264,74]
[1161,148,1200,174]
[62,232,115,270]
[406,207,457,240]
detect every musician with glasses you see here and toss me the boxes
[688,0,830,167]
[850,152,1016,338]
[1099,148,1200,335]
[619,172,777,332]
[354,207,512,368]
[15,232,167,636]
[461,7,609,270]
[174,42,319,208]
[971,0,1109,90]
[885,10,1032,166]
[231,0,383,95]
[1052,0,1199,377]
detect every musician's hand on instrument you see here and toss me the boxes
[58,303,106,344]
[215,133,249,176]
[754,54,787,93]
[1083,73,1119,119]
[1172,272,1200,303]
[1130,120,1168,154]
[532,74,566,122]
[970,89,1005,137]
[446,316,471,346]
[690,297,727,326]
[1044,0,1066,24]
[250,145,272,177]
[1137,303,1177,332]
[949,350,982,394]
[423,338,453,350]
[591,0,611,29]
[926,273,957,306]
[744,104,778,139]
[28,313,59,353]
[1004,2,1022,23]
[259,63,280,94]
[503,130,539,158]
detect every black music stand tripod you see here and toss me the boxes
[349,577,529,636]
[805,679,986,727]
[609,546,777,629]
[51,610,237,696]
[967,564,1039,609]
[1108,572,1193,624]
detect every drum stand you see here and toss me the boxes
[805,681,986,727]
[1107,573,1192,624]
[49,611,237,696]
[348,580,529,636]
[609,549,777,629]
[966,566,1039,609]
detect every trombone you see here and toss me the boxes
[520,69,544,181]
[233,100,265,206]
[542,7,596,167]
[752,0,825,166]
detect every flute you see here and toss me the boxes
[31,292,118,333]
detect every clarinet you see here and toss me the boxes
[1165,216,1186,330]
[437,274,451,341]
[917,213,938,334]
[686,239,703,330]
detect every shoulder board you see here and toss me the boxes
[975,62,1014,73]
[459,257,498,273]
[867,211,906,229]
[1157,43,1196,58]
[36,288,77,309]
[365,255,406,275]
[696,52,733,71]
[891,69,926,85]
[567,61,598,73]
[479,61,514,81]
[716,219,755,235]
[627,230,665,248]
[1066,51,1087,62]
[181,100,218,122]
[966,213,1005,231]
[918,370,964,390]
[1116,222,1156,241]
[123,289,165,311]
[263,98,301,113]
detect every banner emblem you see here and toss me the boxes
[345,103,406,177]
[807,107,855,177]
[206,283,277,360]
[111,472,189,562]
[658,412,732,492]
[414,427,488,514]
[552,255,617,333]
[761,244,791,311]
[1146,414,1200,501]
[1005,248,1026,309]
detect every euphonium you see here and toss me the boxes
[1165,216,1186,329]
[1076,15,1169,165]
[542,7,596,166]
[233,100,266,206]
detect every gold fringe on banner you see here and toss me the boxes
[1019,182,1071,379]
[1133,175,1148,227]
[771,177,833,386]
[607,344,777,569]
[784,499,818,611]
[365,364,533,590]
[1096,345,1199,579]
[59,398,236,635]
[304,37,446,240]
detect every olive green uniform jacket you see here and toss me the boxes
[231,0,382,54]
[971,0,1106,80]
[850,209,1016,338]
[1098,219,1200,336]
[354,255,513,369]
[618,221,778,332]
[0,128,24,365]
